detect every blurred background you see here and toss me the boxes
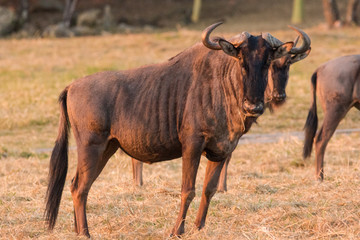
[0,0,359,38]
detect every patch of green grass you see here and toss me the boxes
[255,184,278,194]
[247,199,279,212]
[85,65,118,75]
[290,158,306,168]
[19,151,34,158]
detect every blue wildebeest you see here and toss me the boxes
[131,26,312,192]
[303,55,360,181]
[45,22,298,237]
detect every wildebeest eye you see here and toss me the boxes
[266,58,272,66]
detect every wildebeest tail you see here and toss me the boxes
[303,72,318,159]
[45,86,70,230]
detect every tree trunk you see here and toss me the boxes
[291,0,304,24]
[322,0,341,28]
[18,0,29,24]
[346,0,360,25]
[191,0,202,23]
[63,0,79,28]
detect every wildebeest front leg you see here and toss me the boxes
[315,104,348,181]
[195,159,226,229]
[131,158,143,186]
[171,141,203,236]
[217,155,231,192]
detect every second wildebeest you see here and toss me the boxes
[45,22,297,237]
[303,55,360,181]
[131,26,312,192]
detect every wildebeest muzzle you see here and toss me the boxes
[242,99,264,117]
[272,89,286,103]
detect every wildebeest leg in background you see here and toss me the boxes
[217,155,231,192]
[355,102,360,110]
[131,158,143,186]
[71,136,118,237]
[171,139,203,236]
[195,159,226,229]
[315,103,348,181]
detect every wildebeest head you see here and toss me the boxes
[262,26,311,108]
[202,22,295,117]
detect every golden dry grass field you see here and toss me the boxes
[1,22,360,239]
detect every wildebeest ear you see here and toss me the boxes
[218,39,238,57]
[273,42,294,59]
[291,48,311,64]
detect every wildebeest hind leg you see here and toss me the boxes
[315,104,348,181]
[71,137,117,237]
[131,158,143,186]
[171,140,203,236]
[217,155,231,192]
[195,159,226,229]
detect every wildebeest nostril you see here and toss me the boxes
[243,101,264,116]
[273,92,286,101]
[252,102,264,114]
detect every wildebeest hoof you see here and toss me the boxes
[170,227,184,238]
[217,187,227,193]
[317,177,324,183]
[169,232,182,239]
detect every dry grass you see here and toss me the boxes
[1,134,359,239]
[0,22,360,239]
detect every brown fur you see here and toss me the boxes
[45,25,295,237]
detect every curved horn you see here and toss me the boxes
[261,32,284,48]
[231,31,251,46]
[288,25,311,54]
[293,35,300,47]
[202,22,223,50]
